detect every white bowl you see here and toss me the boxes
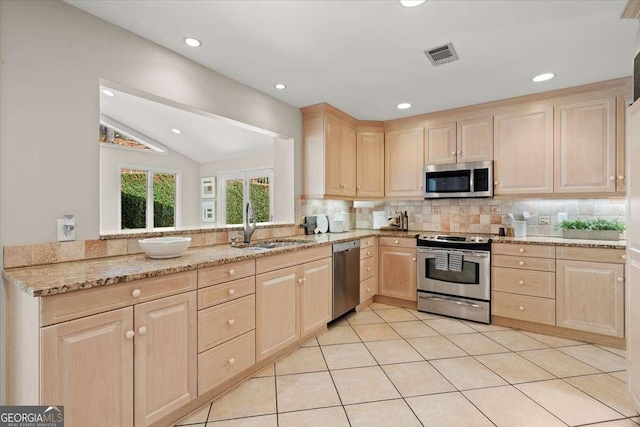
[138,236,192,259]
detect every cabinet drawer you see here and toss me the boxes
[556,246,626,264]
[41,271,197,326]
[492,291,555,325]
[198,330,255,395]
[492,243,555,258]
[360,244,377,260]
[492,267,555,298]
[198,276,255,310]
[492,255,555,272]
[361,237,376,250]
[256,245,332,274]
[360,276,377,303]
[360,257,375,281]
[379,237,416,248]
[198,260,255,289]
[198,295,255,353]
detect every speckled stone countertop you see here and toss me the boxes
[3,230,419,297]
[492,235,626,249]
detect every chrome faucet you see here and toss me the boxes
[243,201,257,243]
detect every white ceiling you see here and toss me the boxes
[73,0,637,121]
[100,87,274,163]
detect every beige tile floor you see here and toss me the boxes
[176,303,637,427]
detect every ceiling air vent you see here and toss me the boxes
[424,43,459,66]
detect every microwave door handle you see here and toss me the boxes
[469,169,475,193]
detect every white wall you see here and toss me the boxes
[100,146,201,232]
[0,0,302,245]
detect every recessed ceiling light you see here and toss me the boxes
[400,0,426,7]
[532,73,555,82]
[274,83,287,90]
[171,128,182,134]
[397,103,412,110]
[183,37,202,47]
[102,89,115,97]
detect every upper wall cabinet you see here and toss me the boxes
[356,131,385,198]
[554,97,617,194]
[302,108,357,199]
[494,107,554,195]
[385,128,424,198]
[424,117,493,165]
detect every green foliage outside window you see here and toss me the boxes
[121,171,175,229]
[226,179,271,225]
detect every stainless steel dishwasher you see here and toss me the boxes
[332,240,361,320]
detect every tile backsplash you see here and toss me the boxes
[295,197,356,229]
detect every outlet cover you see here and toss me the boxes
[557,212,568,223]
[57,218,76,241]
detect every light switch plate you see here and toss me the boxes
[57,218,76,241]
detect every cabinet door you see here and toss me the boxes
[378,246,417,301]
[424,122,456,165]
[556,260,624,337]
[341,125,357,197]
[616,96,629,193]
[134,292,197,427]
[554,97,616,193]
[41,308,134,427]
[457,116,493,162]
[494,107,553,195]
[356,131,384,198]
[385,128,424,197]
[324,116,343,197]
[256,266,300,361]
[300,258,332,336]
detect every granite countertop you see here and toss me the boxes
[492,235,626,249]
[4,229,625,297]
[3,229,418,297]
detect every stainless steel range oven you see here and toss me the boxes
[417,234,492,323]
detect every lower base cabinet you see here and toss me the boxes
[378,243,417,301]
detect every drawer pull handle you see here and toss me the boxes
[228,319,235,326]
[125,330,135,340]
[367,267,371,271]
[518,280,524,285]
[132,289,141,298]
[228,289,235,295]
[618,277,624,282]
[519,306,525,311]
[419,295,482,309]
[519,261,525,266]
[138,327,147,335]
[519,248,525,253]
[367,241,371,245]
[228,358,235,365]
[367,251,371,256]
[229,269,235,276]
[395,240,399,244]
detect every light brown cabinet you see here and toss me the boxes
[457,116,493,162]
[494,107,554,195]
[385,127,424,197]
[341,125,357,197]
[554,97,617,193]
[378,240,417,301]
[256,257,332,361]
[356,131,385,198]
[424,122,457,165]
[556,260,624,337]
[41,308,134,427]
[360,237,378,303]
[134,292,197,427]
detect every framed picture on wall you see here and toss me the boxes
[201,177,216,198]
[201,200,216,223]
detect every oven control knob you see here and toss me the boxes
[519,306,525,311]
[519,248,525,253]
[519,261,525,266]
[519,280,524,285]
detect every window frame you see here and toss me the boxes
[117,164,182,232]
[220,168,274,226]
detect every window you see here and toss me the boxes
[221,169,273,225]
[119,167,181,231]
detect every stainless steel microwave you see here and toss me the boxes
[423,161,493,198]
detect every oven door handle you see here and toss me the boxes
[419,295,483,309]
[418,248,489,258]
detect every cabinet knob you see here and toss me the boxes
[367,240,371,245]
[519,248,525,253]
[229,269,235,276]
[451,151,456,156]
[395,240,399,244]
[228,289,235,295]
[367,251,371,256]
[494,181,499,185]
[619,175,625,180]
[519,261,525,266]
[298,278,303,284]
[412,257,417,262]
[228,319,235,326]
[457,151,462,155]
[131,289,141,298]
[357,185,361,190]
[367,288,371,292]
[302,277,307,282]
[609,176,616,180]
[519,280,524,285]
[367,267,371,271]
[138,327,147,335]
[125,330,135,340]
[519,306,525,311]
[622,255,627,260]
[618,277,624,282]
[228,358,235,365]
